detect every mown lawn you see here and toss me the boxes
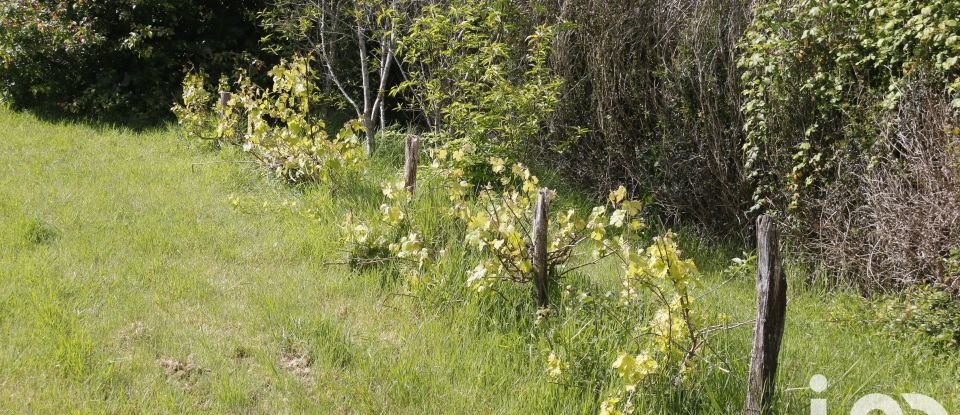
[0,109,957,413]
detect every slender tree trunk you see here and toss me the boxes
[363,117,376,154]
[371,26,395,149]
[357,21,375,153]
[315,0,399,153]
[379,92,387,132]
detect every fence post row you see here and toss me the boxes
[532,188,550,308]
[404,135,419,193]
[745,214,789,415]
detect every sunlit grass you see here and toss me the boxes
[0,108,957,413]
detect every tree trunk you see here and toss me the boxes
[362,116,376,155]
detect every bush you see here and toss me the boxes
[737,0,960,293]
[870,286,960,352]
[0,0,266,125]
[540,0,752,234]
[394,0,566,174]
[173,57,368,185]
[807,78,960,294]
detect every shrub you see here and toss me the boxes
[394,0,566,173]
[173,57,367,185]
[170,72,219,140]
[540,0,752,233]
[862,286,960,352]
[0,0,266,124]
[240,57,368,183]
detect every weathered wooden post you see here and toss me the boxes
[532,188,550,308]
[745,215,788,415]
[217,92,231,140]
[219,91,231,107]
[404,135,419,193]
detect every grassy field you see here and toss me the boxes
[1,108,958,413]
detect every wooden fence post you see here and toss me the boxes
[219,91,231,107]
[532,188,550,308]
[217,92,231,141]
[745,215,788,415]
[404,135,419,193]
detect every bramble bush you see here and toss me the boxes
[739,0,960,295]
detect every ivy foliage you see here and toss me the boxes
[739,0,960,214]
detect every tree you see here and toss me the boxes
[261,0,404,153]
[393,0,564,161]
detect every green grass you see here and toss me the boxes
[0,108,957,413]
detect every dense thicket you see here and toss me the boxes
[531,0,959,294]
[0,0,267,125]
[738,0,959,293]
[538,0,752,234]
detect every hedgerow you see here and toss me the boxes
[739,0,960,216]
[174,49,729,415]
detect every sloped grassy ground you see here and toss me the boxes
[0,108,957,413]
